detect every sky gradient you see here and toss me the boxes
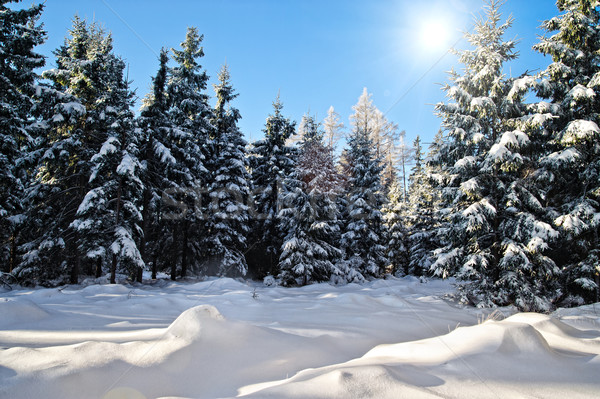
[37,0,557,148]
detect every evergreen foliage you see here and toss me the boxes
[534,0,600,305]
[278,115,343,285]
[248,97,296,277]
[431,0,560,311]
[163,27,211,280]
[0,0,45,273]
[341,95,389,280]
[204,65,251,277]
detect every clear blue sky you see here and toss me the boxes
[36,0,557,148]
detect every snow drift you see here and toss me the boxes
[0,277,598,399]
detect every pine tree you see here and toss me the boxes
[383,181,408,276]
[533,0,600,305]
[70,37,144,284]
[386,136,439,276]
[0,0,45,274]
[137,48,177,280]
[341,102,388,280]
[431,0,560,311]
[278,114,343,285]
[203,65,251,277]
[248,96,296,277]
[19,17,141,284]
[164,27,211,279]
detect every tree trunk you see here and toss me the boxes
[181,219,189,278]
[9,231,17,274]
[171,223,178,281]
[110,178,124,284]
[152,253,158,280]
[95,257,102,278]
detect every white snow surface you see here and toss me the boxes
[1,277,599,399]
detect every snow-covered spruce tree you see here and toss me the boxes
[248,96,296,278]
[341,102,388,281]
[69,35,144,284]
[390,135,438,276]
[278,114,343,286]
[19,17,141,284]
[0,0,45,274]
[137,49,178,280]
[164,27,211,279]
[431,0,560,311]
[203,65,251,277]
[382,181,409,276]
[533,0,600,305]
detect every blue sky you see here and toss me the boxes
[37,0,557,148]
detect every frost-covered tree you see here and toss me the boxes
[350,88,400,192]
[341,107,388,280]
[203,65,251,277]
[0,0,45,273]
[248,97,296,277]
[70,40,144,284]
[136,49,175,280]
[322,105,345,151]
[534,0,600,304]
[399,135,440,276]
[19,17,141,284]
[383,181,408,276]
[164,27,211,279]
[278,114,343,285]
[431,0,560,311]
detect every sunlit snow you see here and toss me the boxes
[1,277,599,399]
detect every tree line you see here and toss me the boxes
[0,0,598,312]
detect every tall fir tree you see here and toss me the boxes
[533,0,600,304]
[383,181,409,276]
[137,48,177,280]
[204,65,251,277]
[278,114,343,285]
[431,0,560,311]
[164,27,211,279]
[70,36,144,284]
[248,96,296,277]
[0,0,45,274]
[19,17,142,284]
[341,98,388,280]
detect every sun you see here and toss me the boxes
[420,18,453,52]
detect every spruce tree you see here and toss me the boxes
[248,97,296,277]
[0,0,45,274]
[204,65,251,277]
[534,0,600,305]
[431,0,560,311]
[278,114,343,285]
[70,37,144,284]
[164,27,211,279]
[19,17,140,284]
[341,103,388,280]
[137,48,177,280]
[383,181,409,276]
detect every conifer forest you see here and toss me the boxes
[1,0,599,313]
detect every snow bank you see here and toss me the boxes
[0,278,598,399]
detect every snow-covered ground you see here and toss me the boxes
[1,276,599,399]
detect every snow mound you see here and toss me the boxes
[0,298,50,326]
[166,305,224,339]
[239,312,600,398]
